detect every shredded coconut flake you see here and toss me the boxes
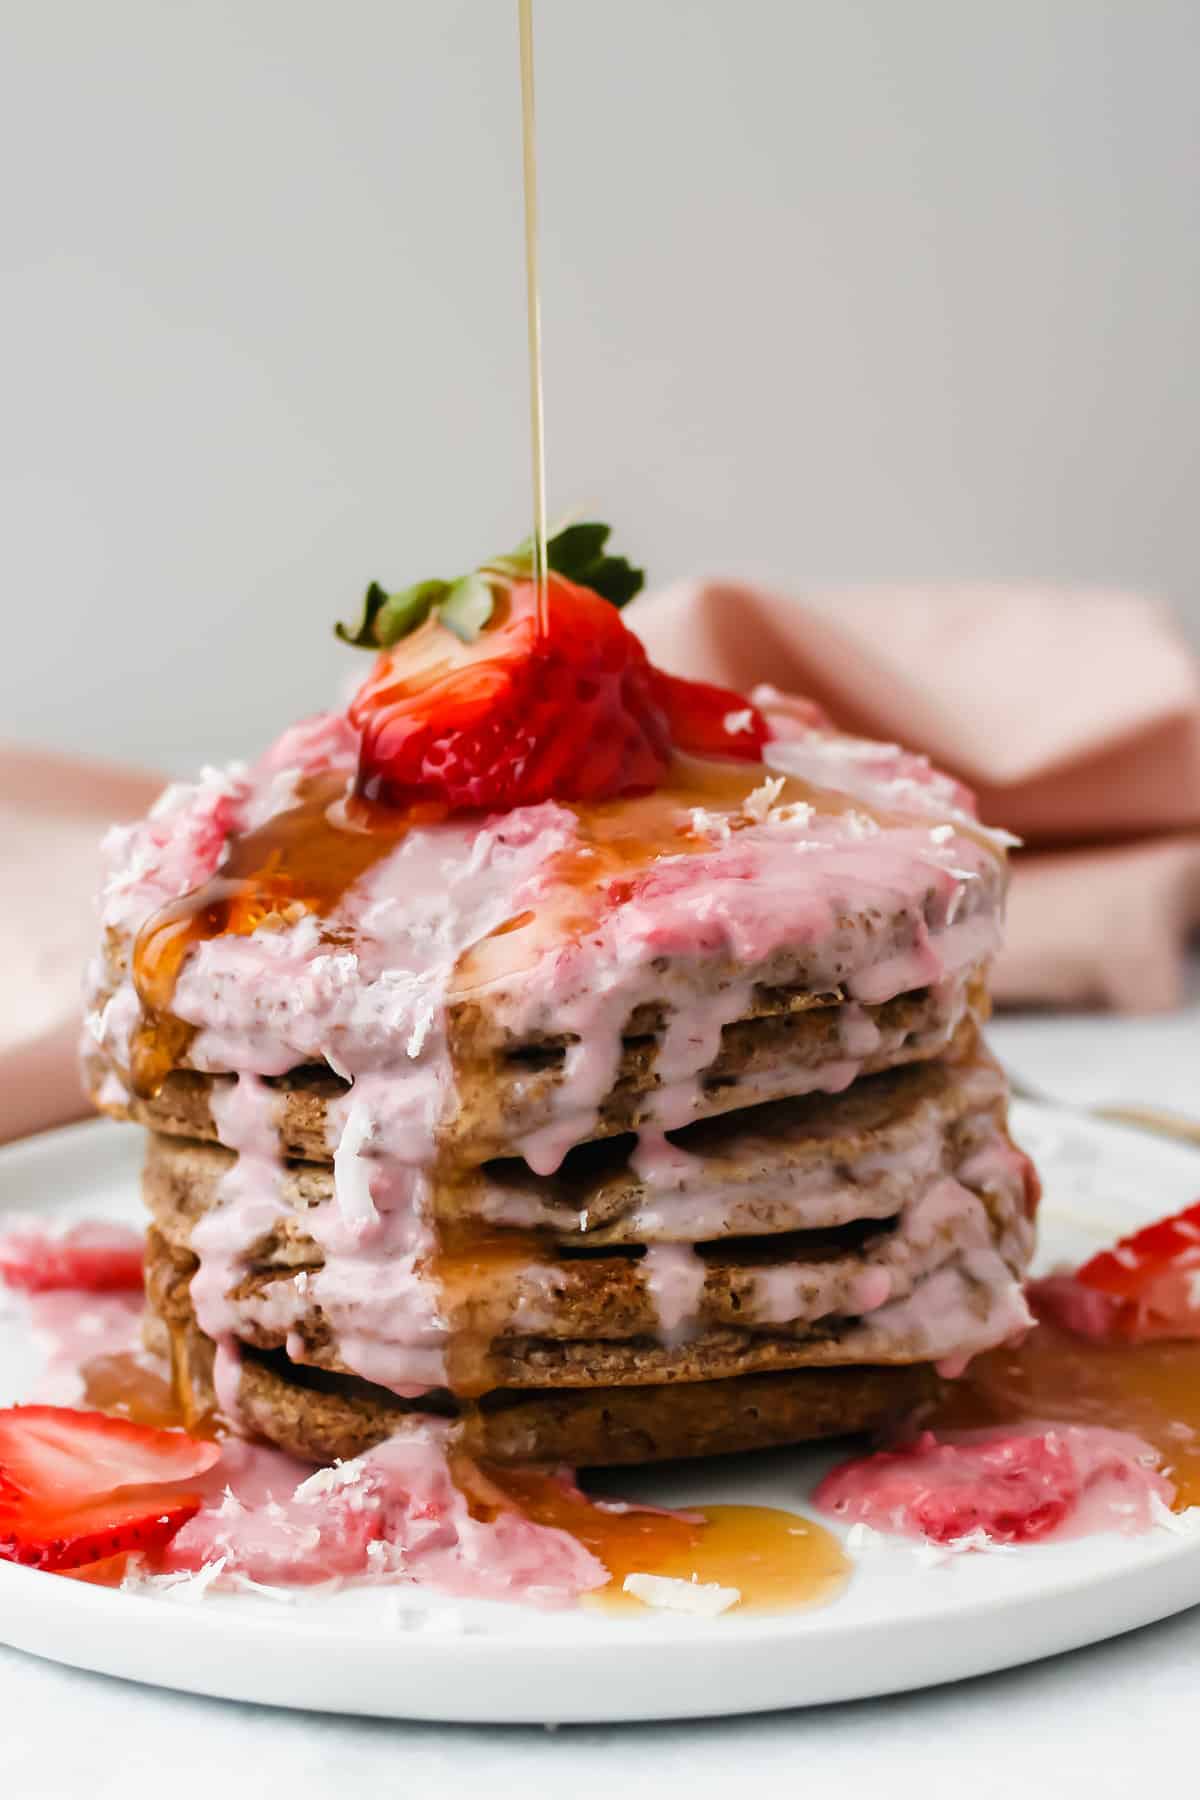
[844,1522,888,1556]
[723,708,755,735]
[910,1527,1018,1568]
[293,1460,359,1502]
[742,776,786,825]
[622,1572,740,1616]
[227,1572,300,1603]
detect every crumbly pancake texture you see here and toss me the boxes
[87,706,1030,1462]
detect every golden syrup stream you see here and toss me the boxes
[517,0,549,638]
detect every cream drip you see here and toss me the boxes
[189,1072,286,1424]
[641,1243,707,1344]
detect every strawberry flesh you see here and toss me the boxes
[1041,1198,1200,1342]
[0,1222,144,1294]
[0,1406,221,1572]
[816,1424,1175,1545]
[815,1428,1080,1544]
[650,670,768,762]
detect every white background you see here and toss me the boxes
[2,0,1198,768]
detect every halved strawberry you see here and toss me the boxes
[0,1222,144,1294]
[0,1406,221,1572]
[349,574,673,811]
[1060,1199,1200,1342]
[338,524,772,813]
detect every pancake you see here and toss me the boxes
[145,1271,939,1466]
[87,972,988,1167]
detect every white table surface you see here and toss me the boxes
[4,980,1199,1800]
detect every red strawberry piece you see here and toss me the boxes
[0,1222,144,1294]
[1063,1198,1200,1342]
[0,1406,220,1572]
[814,1428,1080,1544]
[0,1489,205,1572]
[1026,1272,1125,1341]
[650,670,769,762]
[350,574,673,811]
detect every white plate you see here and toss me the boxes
[0,1105,1197,1724]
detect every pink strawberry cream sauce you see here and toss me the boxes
[159,1425,609,1605]
[814,1424,1175,1546]
[83,702,1027,1397]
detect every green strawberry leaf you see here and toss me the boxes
[547,522,643,606]
[439,571,494,643]
[335,578,450,649]
[336,522,644,650]
[503,522,645,608]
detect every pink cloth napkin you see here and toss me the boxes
[627,581,1200,1015]
[1,747,160,1145]
[5,582,1198,1143]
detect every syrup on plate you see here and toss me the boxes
[459,1460,850,1614]
[927,1314,1200,1506]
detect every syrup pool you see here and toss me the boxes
[459,1462,849,1614]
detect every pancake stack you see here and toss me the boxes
[86,711,1037,1468]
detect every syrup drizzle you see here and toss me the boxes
[517,0,549,638]
[128,774,412,1096]
[451,754,927,992]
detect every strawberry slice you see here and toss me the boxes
[0,1406,220,1572]
[1050,1198,1200,1342]
[349,573,674,811]
[0,1222,144,1294]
